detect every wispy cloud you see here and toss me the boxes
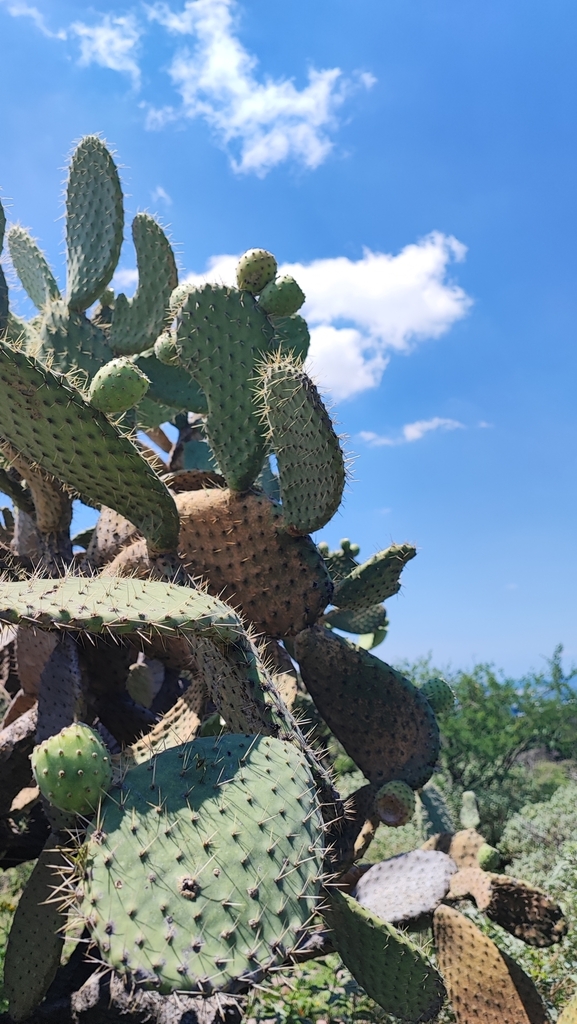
[360,418,465,447]
[151,185,173,205]
[145,0,375,175]
[177,232,471,400]
[70,14,142,87]
[1,1,66,39]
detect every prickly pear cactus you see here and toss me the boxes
[0,134,550,1024]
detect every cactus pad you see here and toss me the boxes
[109,214,178,356]
[0,340,179,553]
[450,869,566,946]
[323,603,388,636]
[258,276,305,317]
[32,723,112,815]
[325,889,445,1022]
[134,351,208,414]
[35,299,113,378]
[421,676,455,715]
[354,850,457,923]
[66,135,124,311]
[259,357,345,534]
[77,734,324,994]
[295,626,439,788]
[375,780,416,827]
[176,285,274,491]
[317,538,360,582]
[477,842,501,871]
[89,357,150,414]
[433,904,549,1024]
[236,249,277,294]
[333,543,417,611]
[7,225,61,310]
[558,995,577,1024]
[459,790,481,830]
[177,488,333,638]
[271,314,310,363]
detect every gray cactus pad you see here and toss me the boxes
[78,734,324,994]
[354,849,457,924]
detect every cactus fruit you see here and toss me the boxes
[433,904,549,1024]
[477,841,501,871]
[460,790,481,830]
[295,625,439,788]
[259,356,345,534]
[76,734,324,994]
[324,889,445,1022]
[333,543,417,611]
[89,357,150,414]
[236,248,277,294]
[154,329,179,365]
[258,275,305,317]
[375,780,416,827]
[31,722,112,815]
[354,849,457,925]
[420,676,455,715]
[176,488,333,638]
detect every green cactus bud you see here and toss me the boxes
[477,842,501,872]
[259,355,345,534]
[66,136,124,312]
[88,357,150,414]
[154,329,180,365]
[375,780,416,827]
[236,248,277,294]
[7,225,61,311]
[258,275,305,316]
[460,790,481,830]
[421,676,455,715]
[31,723,112,816]
[318,538,361,582]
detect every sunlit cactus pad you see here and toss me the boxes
[77,735,324,994]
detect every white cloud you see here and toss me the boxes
[112,268,139,294]
[360,418,465,447]
[145,0,374,175]
[70,14,142,87]
[1,1,66,38]
[151,185,173,205]
[177,231,471,401]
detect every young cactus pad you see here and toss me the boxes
[89,357,150,414]
[77,734,325,994]
[31,723,112,815]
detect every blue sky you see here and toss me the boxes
[1,0,576,676]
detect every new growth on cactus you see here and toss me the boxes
[0,135,566,1024]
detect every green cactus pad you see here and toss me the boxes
[32,722,112,816]
[236,248,277,294]
[258,276,305,317]
[77,734,324,994]
[323,603,388,636]
[317,538,360,582]
[89,357,150,414]
[324,889,445,1022]
[417,783,455,839]
[421,676,455,715]
[460,790,481,830]
[135,396,180,430]
[259,356,345,534]
[66,136,124,311]
[270,315,310,363]
[4,837,68,1022]
[295,625,439,789]
[333,543,417,611]
[0,340,179,553]
[134,351,208,414]
[7,225,61,310]
[109,214,178,356]
[176,285,274,491]
[34,298,113,379]
[375,780,416,827]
